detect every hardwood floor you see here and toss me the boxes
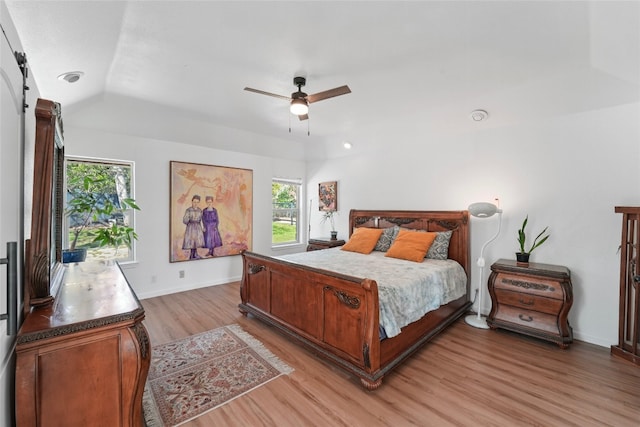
[141,282,640,426]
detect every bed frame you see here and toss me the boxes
[239,209,471,389]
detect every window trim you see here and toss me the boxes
[271,177,303,248]
[64,155,138,264]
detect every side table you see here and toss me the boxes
[487,258,573,348]
[307,238,345,251]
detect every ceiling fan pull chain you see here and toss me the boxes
[289,112,291,133]
[307,118,310,136]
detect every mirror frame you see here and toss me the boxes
[25,98,64,310]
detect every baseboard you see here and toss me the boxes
[137,275,242,300]
[572,330,611,349]
[467,309,612,349]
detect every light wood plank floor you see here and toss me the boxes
[142,282,640,427]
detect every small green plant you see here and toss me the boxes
[517,215,550,254]
[92,220,138,256]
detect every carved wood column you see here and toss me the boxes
[612,206,640,365]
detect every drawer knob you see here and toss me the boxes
[519,314,534,322]
[518,298,535,306]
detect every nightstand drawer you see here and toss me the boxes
[307,243,329,251]
[494,289,563,315]
[494,305,560,334]
[494,272,564,300]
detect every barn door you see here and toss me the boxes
[0,28,26,426]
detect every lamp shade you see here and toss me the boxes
[468,202,501,218]
[290,98,309,115]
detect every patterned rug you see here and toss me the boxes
[143,324,293,426]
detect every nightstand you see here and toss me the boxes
[487,259,573,349]
[306,238,345,251]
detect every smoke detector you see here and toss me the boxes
[57,71,84,83]
[470,109,488,122]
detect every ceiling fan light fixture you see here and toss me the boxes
[245,75,350,126]
[290,98,308,115]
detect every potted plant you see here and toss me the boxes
[91,218,139,259]
[321,210,338,240]
[64,175,140,263]
[516,215,550,263]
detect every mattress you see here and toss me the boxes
[278,248,467,338]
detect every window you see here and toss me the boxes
[272,178,301,246]
[64,156,138,263]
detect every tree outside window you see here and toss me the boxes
[272,179,301,245]
[65,157,138,263]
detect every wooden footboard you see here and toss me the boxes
[239,251,383,388]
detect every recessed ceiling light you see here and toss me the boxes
[470,109,488,122]
[343,141,352,149]
[57,71,84,83]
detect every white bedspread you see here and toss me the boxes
[278,248,467,338]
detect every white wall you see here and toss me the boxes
[64,125,306,300]
[307,102,640,348]
[67,97,639,349]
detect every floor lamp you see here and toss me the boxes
[465,201,503,329]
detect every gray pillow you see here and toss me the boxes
[426,230,453,260]
[374,226,400,252]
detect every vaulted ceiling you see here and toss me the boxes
[5,1,639,159]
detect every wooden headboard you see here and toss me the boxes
[349,209,470,282]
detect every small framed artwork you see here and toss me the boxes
[318,181,338,211]
[170,161,253,262]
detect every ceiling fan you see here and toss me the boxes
[244,76,351,121]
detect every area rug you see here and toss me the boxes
[143,324,293,426]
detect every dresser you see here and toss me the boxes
[487,259,573,348]
[15,262,150,427]
[306,238,345,251]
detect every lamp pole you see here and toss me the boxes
[465,203,502,329]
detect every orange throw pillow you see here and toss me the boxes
[341,227,384,254]
[385,229,437,262]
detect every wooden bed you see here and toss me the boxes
[239,209,471,389]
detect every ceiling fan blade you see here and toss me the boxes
[298,114,309,121]
[307,85,351,103]
[244,87,291,101]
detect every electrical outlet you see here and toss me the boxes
[179,270,185,278]
[151,275,157,284]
